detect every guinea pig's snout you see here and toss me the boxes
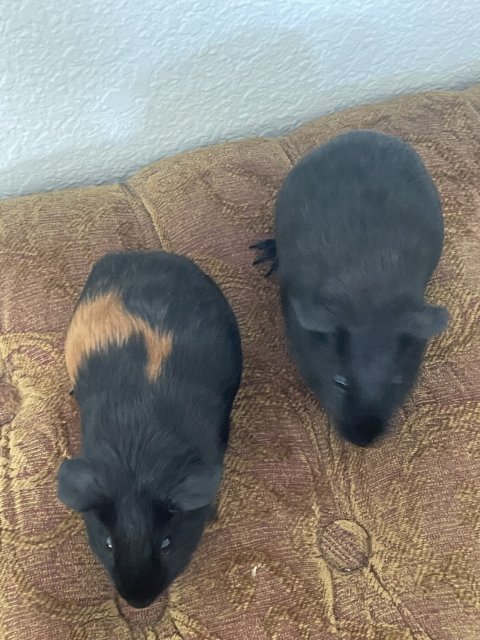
[117,581,161,609]
[116,569,166,609]
[340,415,385,447]
[123,593,157,609]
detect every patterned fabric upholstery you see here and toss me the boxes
[0,86,479,639]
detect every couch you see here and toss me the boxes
[0,86,479,639]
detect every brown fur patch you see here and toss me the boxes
[65,292,173,384]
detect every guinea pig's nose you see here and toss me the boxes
[124,594,156,609]
[340,415,384,447]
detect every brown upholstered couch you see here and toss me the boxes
[0,86,479,640]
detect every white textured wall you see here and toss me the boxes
[1,0,480,199]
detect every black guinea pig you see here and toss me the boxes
[252,130,448,447]
[57,250,242,608]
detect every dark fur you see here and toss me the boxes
[252,130,448,446]
[58,251,242,607]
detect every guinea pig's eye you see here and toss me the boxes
[333,374,349,390]
[105,536,113,552]
[160,536,171,551]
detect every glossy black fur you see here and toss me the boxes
[252,130,448,446]
[58,251,242,607]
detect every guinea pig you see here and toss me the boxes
[57,250,242,608]
[252,130,448,447]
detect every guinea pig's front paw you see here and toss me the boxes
[250,238,278,276]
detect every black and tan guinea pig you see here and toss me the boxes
[57,250,242,608]
[252,130,448,447]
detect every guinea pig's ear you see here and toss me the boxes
[57,458,101,512]
[401,304,449,339]
[171,464,222,512]
[291,298,336,333]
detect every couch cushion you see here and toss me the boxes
[1,87,479,639]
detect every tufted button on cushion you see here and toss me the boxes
[320,519,371,573]
[115,591,169,625]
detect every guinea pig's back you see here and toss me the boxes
[66,251,242,400]
[275,130,443,295]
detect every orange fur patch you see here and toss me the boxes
[65,292,173,384]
